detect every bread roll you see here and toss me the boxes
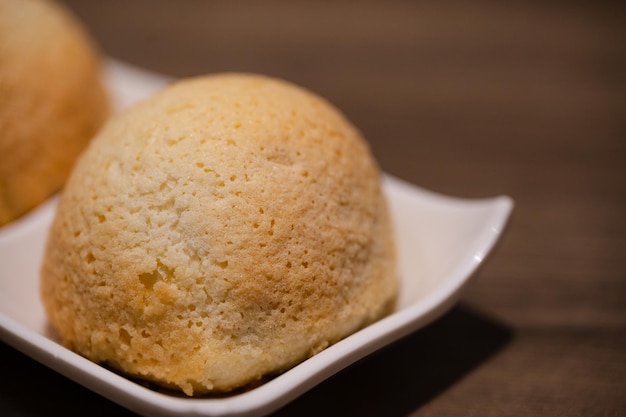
[0,0,109,226]
[41,73,396,395]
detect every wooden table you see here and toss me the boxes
[2,1,625,415]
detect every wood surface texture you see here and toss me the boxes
[2,1,624,416]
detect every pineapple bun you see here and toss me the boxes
[0,0,109,225]
[40,73,397,395]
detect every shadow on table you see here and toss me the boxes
[0,304,512,417]
[0,342,139,417]
[271,304,513,417]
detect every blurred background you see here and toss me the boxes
[2,1,625,416]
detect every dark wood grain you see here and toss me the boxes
[3,1,625,416]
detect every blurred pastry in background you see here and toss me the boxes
[0,0,109,226]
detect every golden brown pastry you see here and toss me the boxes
[0,0,109,226]
[41,73,396,395]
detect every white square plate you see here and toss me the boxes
[0,60,513,417]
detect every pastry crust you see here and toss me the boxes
[41,73,396,395]
[0,0,109,225]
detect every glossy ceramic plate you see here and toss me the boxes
[0,60,513,417]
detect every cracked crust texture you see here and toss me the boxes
[0,0,109,226]
[40,73,397,395]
